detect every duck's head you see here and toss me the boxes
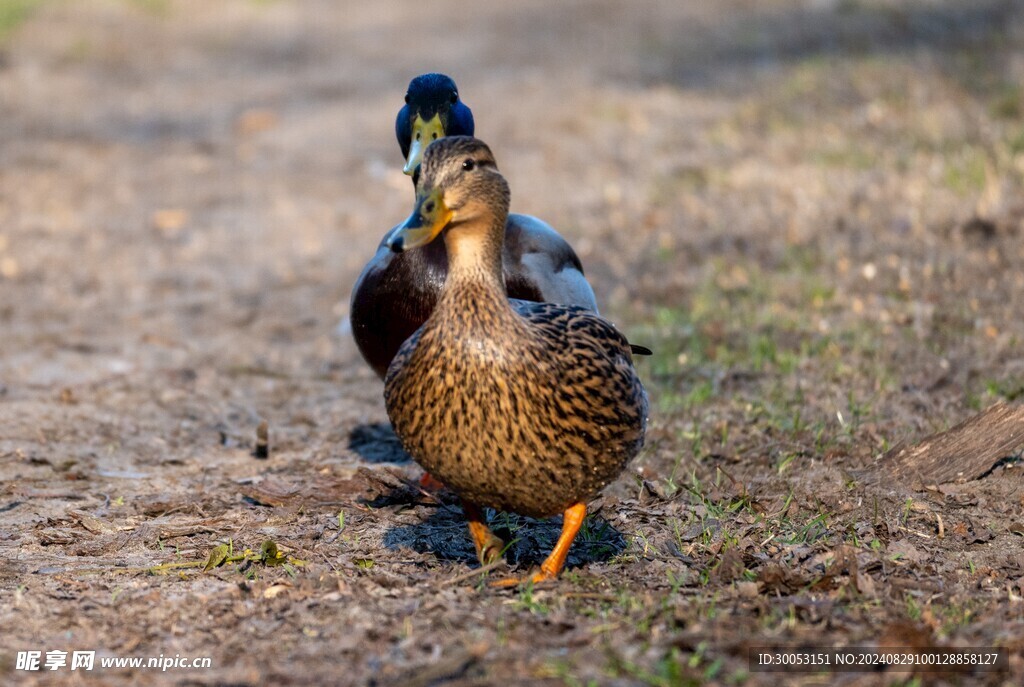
[396,73,475,178]
[388,136,509,253]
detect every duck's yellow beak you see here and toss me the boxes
[403,113,445,175]
[388,187,452,252]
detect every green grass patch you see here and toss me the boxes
[0,0,42,40]
[990,84,1023,120]
[1009,128,1024,156]
[943,147,989,195]
[125,0,172,15]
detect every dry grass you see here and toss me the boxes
[1,1,1024,685]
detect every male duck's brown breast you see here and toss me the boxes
[352,215,593,379]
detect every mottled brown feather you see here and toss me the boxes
[383,137,648,519]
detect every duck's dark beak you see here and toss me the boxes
[387,187,451,252]
[404,113,445,175]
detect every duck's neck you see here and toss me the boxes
[441,216,507,297]
[432,215,512,323]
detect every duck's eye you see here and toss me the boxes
[404,93,410,104]
[450,91,459,104]
[462,159,476,171]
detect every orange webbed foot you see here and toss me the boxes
[488,569,557,588]
[488,503,586,588]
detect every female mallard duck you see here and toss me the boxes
[384,137,648,584]
[350,73,599,379]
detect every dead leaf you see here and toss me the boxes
[260,539,284,566]
[263,583,291,599]
[736,581,759,599]
[711,548,745,584]
[239,478,300,507]
[886,539,925,565]
[203,543,230,571]
[70,511,111,534]
[855,570,877,597]
[757,564,806,594]
[37,529,76,545]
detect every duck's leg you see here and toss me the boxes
[463,501,504,565]
[533,502,586,582]
[492,502,586,587]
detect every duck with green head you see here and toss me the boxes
[396,73,475,178]
[384,136,648,584]
[350,73,599,379]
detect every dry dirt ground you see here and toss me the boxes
[2,1,1024,685]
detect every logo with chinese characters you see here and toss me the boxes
[16,650,95,671]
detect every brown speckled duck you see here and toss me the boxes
[383,137,648,584]
[350,74,598,379]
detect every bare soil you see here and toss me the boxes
[2,1,1024,685]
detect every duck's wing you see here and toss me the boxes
[503,214,599,314]
[511,300,649,440]
[510,300,642,363]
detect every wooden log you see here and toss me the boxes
[870,401,1024,488]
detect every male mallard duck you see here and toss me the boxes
[384,137,648,584]
[350,73,598,378]
[395,72,474,177]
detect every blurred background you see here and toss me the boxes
[2,0,1024,683]
[1,0,1022,402]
